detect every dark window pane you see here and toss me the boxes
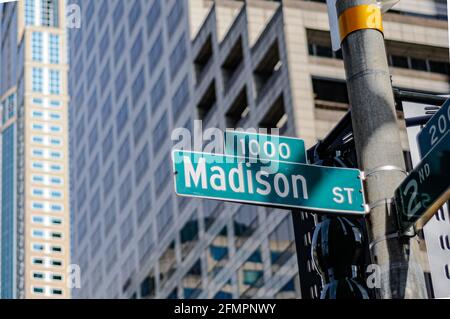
[315,45,333,58]
[429,60,450,75]
[391,55,409,68]
[410,58,428,71]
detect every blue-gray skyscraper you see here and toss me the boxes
[68,0,450,299]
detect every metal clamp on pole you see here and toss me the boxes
[360,165,408,180]
[363,197,394,213]
[338,4,383,43]
[369,232,399,250]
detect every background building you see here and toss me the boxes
[0,0,71,299]
[68,0,449,299]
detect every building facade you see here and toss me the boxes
[0,0,71,299]
[68,0,449,299]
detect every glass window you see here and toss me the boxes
[391,55,409,68]
[101,94,112,128]
[41,0,59,27]
[33,273,44,279]
[154,156,170,196]
[90,224,102,258]
[32,175,44,183]
[32,149,44,157]
[51,218,62,225]
[182,259,203,299]
[32,258,44,265]
[32,189,44,196]
[103,162,115,199]
[33,244,45,251]
[207,226,229,278]
[49,34,60,64]
[87,59,97,84]
[50,100,61,107]
[100,28,110,54]
[113,0,124,32]
[32,216,44,224]
[50,151,62,159]
[102,128,114,162]
[32,202,44,210]
[180,211,199,260]
[133,103,147,146]
[172,75,190,122]
[132,69,145,106]
[152,113,168,155]
[128,1,141,34]
[429,60,450,75]
[118,136,130,175]
[100,60,110,90]
[49,70,61,94]
[89,156,99,187]
[233,205,259,250]
[238,247,264,298]
[32,32,43,62]
[119,173,132,210]
[32,124,43,131]
[33,287,44,294]
[151,70,166,114]
[50,112,61,120]
[140,271,156,299]
[32,68,43,93]
[114,29,125,62]
[51,289,63,295]
[89,122,98,153]
[32,162,44,169]
[146,1,161,37]
[50,177,62,185]
[51,274,63,280]
[104,199,117,236]
[32,136,44,143]
[135,144,149,186]
[410,58,428,71]
[167,2,184,37]
[169,33,187,79]
[105,237,117,274]
[25,0,35,25]
[51,204,63,212]
[115,63,127,100]
[89,189,101,223]
[51,260,62,267]
[159,240,177,288]
[156,198,173,239]
[120,215,134,250]
[50,125,61,133]
[136,183,151,224]
[148,33,163,76]
[32,229,45,238]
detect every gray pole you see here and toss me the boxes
[336,0,427,299]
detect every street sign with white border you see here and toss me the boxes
[172,150,366,215]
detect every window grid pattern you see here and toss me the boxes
[32,32,43,62]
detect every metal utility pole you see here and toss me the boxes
[336,0,427,298]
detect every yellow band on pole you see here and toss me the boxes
[338,4,383,43]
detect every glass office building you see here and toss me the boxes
[0,0,71,299]
[68,0,450,299]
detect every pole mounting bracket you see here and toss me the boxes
[360,165,408,180]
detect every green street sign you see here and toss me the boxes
[395,129,450,232]
[224,131,307,164]
[172,150,366,215]
[417,98,450,158]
